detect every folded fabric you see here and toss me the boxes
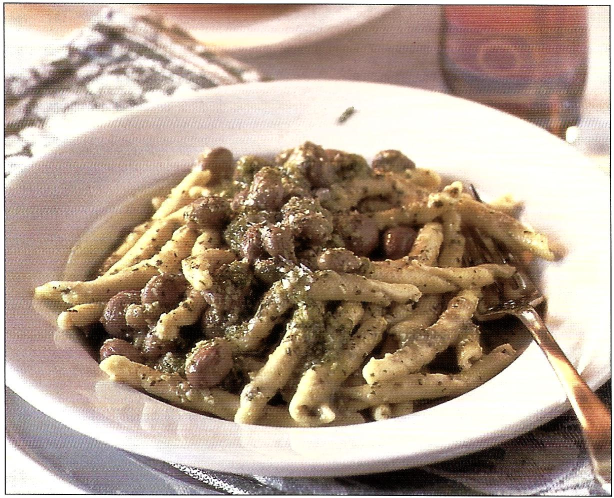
[5,6,262,177]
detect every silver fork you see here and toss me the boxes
[464,185,611,493]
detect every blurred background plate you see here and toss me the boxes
[4,4,395,69]
[149,4,396,53]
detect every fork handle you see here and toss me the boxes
[517,306,612,492]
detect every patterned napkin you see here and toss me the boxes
[5,7,261,177]
[5,7,610,495]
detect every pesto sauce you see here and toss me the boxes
[233,155,271,189]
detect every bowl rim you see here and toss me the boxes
[6,79,611,477]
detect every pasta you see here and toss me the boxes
[339,344,518,411]
[235,302,325,424]
[35,142,560,427]
[290,305,386,426]
[362,289,481,384]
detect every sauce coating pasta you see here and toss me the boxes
[35,142,559,427]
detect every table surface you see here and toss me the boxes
[5,5,610,494]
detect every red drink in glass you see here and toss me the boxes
[440,6,588,138]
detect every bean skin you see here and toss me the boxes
[247,167,285,211]
[184,196,231,230]
[280,142,333,188]
[297,215,332,244]
[240,225,264,263]
[185,340,234,389]
[230,187,249,211]
[382,225,418,259]
[100,290,142,339]
[371,150,416,173]
[140,332,176,361]
[141,273,188,312]
[305,148,336,188]
[196,147,234,184]
[260,224,296,261]
[100,338,143,362]
[281,197,333,245]
[307,162,336,188]
[337,213,380,257]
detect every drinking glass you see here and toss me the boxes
[440,6,588,138]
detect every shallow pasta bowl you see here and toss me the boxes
[5,80,610,477]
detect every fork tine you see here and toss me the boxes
[463,227,506,319]
[468,183,483,202]
[462,227,483,267]
[464,186,544,320]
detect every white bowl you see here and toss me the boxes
[6,80,610,477]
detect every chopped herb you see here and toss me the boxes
[337,106,356,124]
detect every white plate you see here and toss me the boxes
[6,80,610,477]
[148,5,396,53]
